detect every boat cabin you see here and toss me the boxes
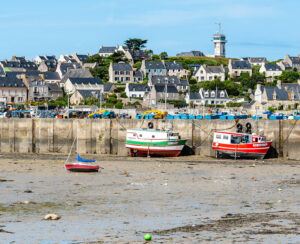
[213,132,267,144]
[127,128,180,141]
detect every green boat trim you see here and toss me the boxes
[126,139,187,146]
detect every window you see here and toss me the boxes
[205,92,209,97]
[120,71,124,75]
[139,134,143,137]
[152,135,155,138]
[220,92,224,97]
[18,97,23,102]
[201,77,204,80]
[115,71,119,75]
[8,90,11,95]
[211,92,215,97]
[15,90,17,95]
[126,71,130,75]
[216,134,221,139]
[126,77,130,81]
[115,77,118,81]
[209,76,212,80]
[223,135,229,140]
[200,70,203,74]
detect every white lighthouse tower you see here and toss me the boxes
[213,23,227,57]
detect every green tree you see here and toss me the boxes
[160,51,168,60]
[124,38,148,51]
[89,67,108,82]
[115,101,123,109]
[108,51,128,63]
[279,70,300,83]
[86,55,106,65]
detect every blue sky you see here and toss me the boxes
[0,0,299,61]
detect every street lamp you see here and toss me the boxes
[164,77,168,111]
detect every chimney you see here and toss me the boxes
[277,80,282,89]
[297,79,300,85]
[257,84,261,92]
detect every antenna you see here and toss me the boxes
[215,22,221,34]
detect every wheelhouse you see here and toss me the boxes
[214,132,267,144]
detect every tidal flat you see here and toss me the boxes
[0,154,299,243]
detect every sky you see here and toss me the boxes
[0,0,299,61]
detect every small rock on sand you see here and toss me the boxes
[44,214,61,220]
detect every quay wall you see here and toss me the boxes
[0,118,300,160]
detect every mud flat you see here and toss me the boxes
[0,154,299,243]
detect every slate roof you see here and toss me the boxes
[200,89,229,99]
[47,83,62,92]
[112,63,132,71]
[151,75,189,86]
[154,85,178,93]
[249,57,266,63]
[77,89,99,99]
[204,65,224,73]
[264,63,281,71]
[1,61,38,70]
[164,61,183,70]
[264,85,300,101]
[289,56,300,64]
[133,70,143,78]
[0,75,26,88]
[145,61,165,70]
[58,63,75,76]
[128,84,150,92]
[68,77,103,85]
[231,60,252,69]
[104,83,113,92]
[60,68,93,84]
[99,46,117,53]
[76,54,89,63]
[5,71,61,81]
[189,93,201,100]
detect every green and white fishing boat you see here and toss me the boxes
[125,125,187,157]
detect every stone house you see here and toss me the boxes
[141,60,188,78]
[192,64,225,82]
[73,53,90,66]
[133,70,144,82]
[70,89,100,105]
[254,81,300,108]
[109,62,133,83]
[259,63,282,81]
[47,83,63,100]
[144,85,180,106]
[228,59,252,77]
[248,57,267,66]
[99,46,118,57]
[34,55,57,65]
[280,55,300,71]
[125,83,150,98]
[141,60,167,76]
[64,77,104,94]
[185,88,229,105]
[149,75,189,92]
[0,75,27,104]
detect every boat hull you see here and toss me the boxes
[65,163,99,172]
[212,141,272,159]
[126,140,186,157]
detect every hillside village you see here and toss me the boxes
[1,35,300,116]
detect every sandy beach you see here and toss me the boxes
[0,154,299,243]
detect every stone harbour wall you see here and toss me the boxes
[0,118,300,160]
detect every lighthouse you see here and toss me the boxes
[213,23,227,57]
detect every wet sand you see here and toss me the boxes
[0,154,299,243]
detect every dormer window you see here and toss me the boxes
[211,91,215,97]
[220,91,224,97]
[205,92,209,97]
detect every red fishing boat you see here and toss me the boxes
[212,123,272,159]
